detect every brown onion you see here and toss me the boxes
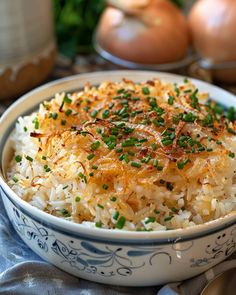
[97,0,189,64]
[189,0,236,83]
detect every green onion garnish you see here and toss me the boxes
[15,155,22,163]
[115,216,126,229]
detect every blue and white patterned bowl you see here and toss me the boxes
[0,71,235,286]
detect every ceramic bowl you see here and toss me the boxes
[0,71,235,286]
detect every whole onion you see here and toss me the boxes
[97,0,189,64]
[189,0,236,83]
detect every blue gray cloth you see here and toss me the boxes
[0,195,235,295]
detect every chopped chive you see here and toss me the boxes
[102,184,109,190]
[63,95,72,104]
[89,172,94,177]
[154,209,160,214]
[229,152,235,158]
[42,156,47,160]
[153,159,158,167]
[110,196,117,202]
[207,148,213,152]
[87,153,95,160]
[115,148,123,153]
[164,216,173,222]
[177,161,184,169]
[12,176,18,183]
[131,161,141,168]
[95,221,102,228]
[91,110,98,118]
[65,109,72,116]
[127,150,135,156]
[113,211,119,220]
[61,119,66,126]
[115,216,126,229]
[157,165,163,171]
[91,141,100,151]
[92,165,98,170]
[150,143,157,151]
[24,126,28,132]
[171,207,178,213]
[61,208,71,217]
[102,110,110,119]
[142,87,150,95]
[161,139,173,146]
[97,204,104,209]
[52,113,58,120]
[216,140,222,145]
[145,217,156,224]
[168,96,174,105]
[15,155,22,163]
[26,155,33,162]
[63,185,69,190]
[75,196,81,202]
[96,127,102,134]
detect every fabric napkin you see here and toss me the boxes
[0,195,235,295]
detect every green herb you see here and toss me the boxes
[131,161,141,168]
[102,109,110,119]
[64,95,72,104]
[24,126,28,132]
[182,112,196,123]
[115,148,123,153]
[164,216,173,222]
[89,172,94,177]
[12,176,18,183]
[97,204,104,209]
[63,185,69,189]
[78,172,87,183]
[150,143,157,151]
[75,196,81,202]
[91,141,100,150]
[87,153,95,160]
[171,207,178,213]
[26,155,33,162]
[229,152,235,158]
[168,96,174,105]
[15,155,22,163]
[115,216,126,229]
[61,208,71,217]
[102,184,109,190]
[227,127,236,135]
[113,211,119,220]
[161,138,173,146]
[154,209,160,214]
[110,196,117,202]
[142,87,150,95]
[95,221,102,228]
[92,165,98,170]
[65,109,72,116]
[145,217,156,224]
[61,119,66,126]
[91,110,98,118]
[42,156,47,160]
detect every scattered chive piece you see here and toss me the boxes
[115,216,126,229]
[91,141,100,151]
[12,176,18,183]
[91,110,98,118]
[164,216,173,222]
[24,126,28,132]
[102,184,109,190]
[92,165,98,170]
[15,155,22,163]
[216,140,222,145]
[61,119,66,126]
[75,196,81,202]
[102,110,110,119]
[95,221,102,228]
[61,208,71,217]
[89,172,94,177]
[63,95,72,104]
[42,156,47,160]
[154,209,160,214]
[161,139,173,146]
[150,143,157,151]
[229,152,235,158]
[171,207,178,213]
[142,87,150,95]
[207,148,213,152]
[127,150,135,156]
[145,217,156,224]
[26,155,33,162]
[113,211,119,220]
[131,161,141,168]
[87,153,95,160]
[110,196,117,202]
[177,161,184,170]
[115,148,123,153]
[97,204,104,209]
[63,185,69,190]
[168,96,174,105]
[184,78,189,83]
[65,109,72,116]
[52,113,58,120]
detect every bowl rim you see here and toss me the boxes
[0,70,235,244]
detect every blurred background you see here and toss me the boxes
[0,0,235,110]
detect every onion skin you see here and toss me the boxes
[97,0,189,64]
[189,0,236,83]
